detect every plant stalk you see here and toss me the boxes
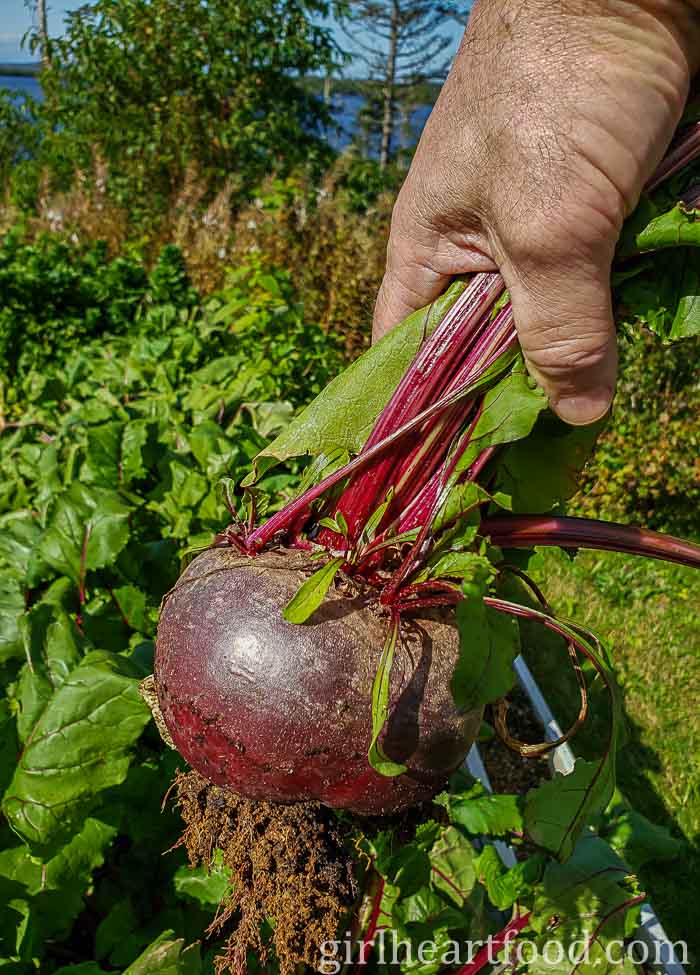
[481,514,700,568]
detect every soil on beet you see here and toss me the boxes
[174,770,357,975]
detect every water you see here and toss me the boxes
[0,75,41,99]
[0,74,433,154]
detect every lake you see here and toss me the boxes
[1,75,40,99]
[0,74,433,153]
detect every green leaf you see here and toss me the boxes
[174,851,230,907]
[380,846,433,899]
[359,488,395,545]
[282,556,343,623]
[292,447,350,497]
[494,413,604,514]
[0,511,41,576]
[245,281,468,483]
[599,792,682,872]
[523,618,623,860]
[240,400,294,439]
[368,618,408,777]
[449,357,547,480]
[614,247,700,341]
[474,845,545,911]
[81,422,124,487]
[398,927,459,975]
[416,550,490,584]
[453,570,520,711]
[188,420,235,473]
[428,825,477,907]
[526,761,617,864]
[0,576,24,662]
[121,420,150,483]
[431,483,492,538]
[148,460,208,539]
[3,650,150,852]
[122,932,201,975]
[39,483,131,586]
[0,817,116,959]
[95,898,139,961]
[111,584,147,632]
[618,199,700,257]
[15,605,84,743]
[0,699,18,796]
[435,787,523,837]
[528,835,639,975]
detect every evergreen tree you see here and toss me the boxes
[340,1,466,167]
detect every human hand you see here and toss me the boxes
[373,0,700,425]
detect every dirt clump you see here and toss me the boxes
[174,770,357,975]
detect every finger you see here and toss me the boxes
[502,256,618,426]
[373,259,451,345]
[373,233,498,343]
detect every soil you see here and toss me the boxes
[174,770,357,975]
[481,688,550,795]
[171,691,553,975]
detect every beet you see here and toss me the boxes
[155,546,482,816]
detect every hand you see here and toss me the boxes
[373,0,700,425]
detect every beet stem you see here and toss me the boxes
[453,912,531,975]
[481,514,700,569]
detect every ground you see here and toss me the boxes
[522,547,699,959]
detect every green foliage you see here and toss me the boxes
[0,248,342,973]
[360,778,652,974]
[331,154,402,213]
[577,333,700,537]
[0,232,197,377]
[0,90,41,200]
[245,280,467,481]
[453,567,520,711]
[14,0,341,214]
[282,555,343,622]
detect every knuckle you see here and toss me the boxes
[523,332,613,378]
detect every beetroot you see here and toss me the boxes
[152,119,700,830]
[155,546,482,816]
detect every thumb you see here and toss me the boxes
[502,256,618,426]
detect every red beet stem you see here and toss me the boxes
[334,274,505,541]
[481,515,700,568]
[645,121,700,193]
[454,912,531,975]
[248,334,517,551]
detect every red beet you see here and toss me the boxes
[155,547,482,816]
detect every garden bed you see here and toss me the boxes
[465,656,688,975]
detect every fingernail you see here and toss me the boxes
[552,389,613,426]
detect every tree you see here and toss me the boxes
[23,0,51,68]
[340,1,466,168]
[36,0,343,210]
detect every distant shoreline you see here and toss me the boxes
[0,63,40,77]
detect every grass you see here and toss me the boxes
[519,546,699,961]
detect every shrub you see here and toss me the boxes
[576,332,700,538]
[26,0,340,217]
[0,231,198,377]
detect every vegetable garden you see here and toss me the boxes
[1,20,700,975]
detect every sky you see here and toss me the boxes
[1,1,468,66]
[0,0,85,61]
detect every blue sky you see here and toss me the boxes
[1,1,85,61]
[1,1,467,65]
